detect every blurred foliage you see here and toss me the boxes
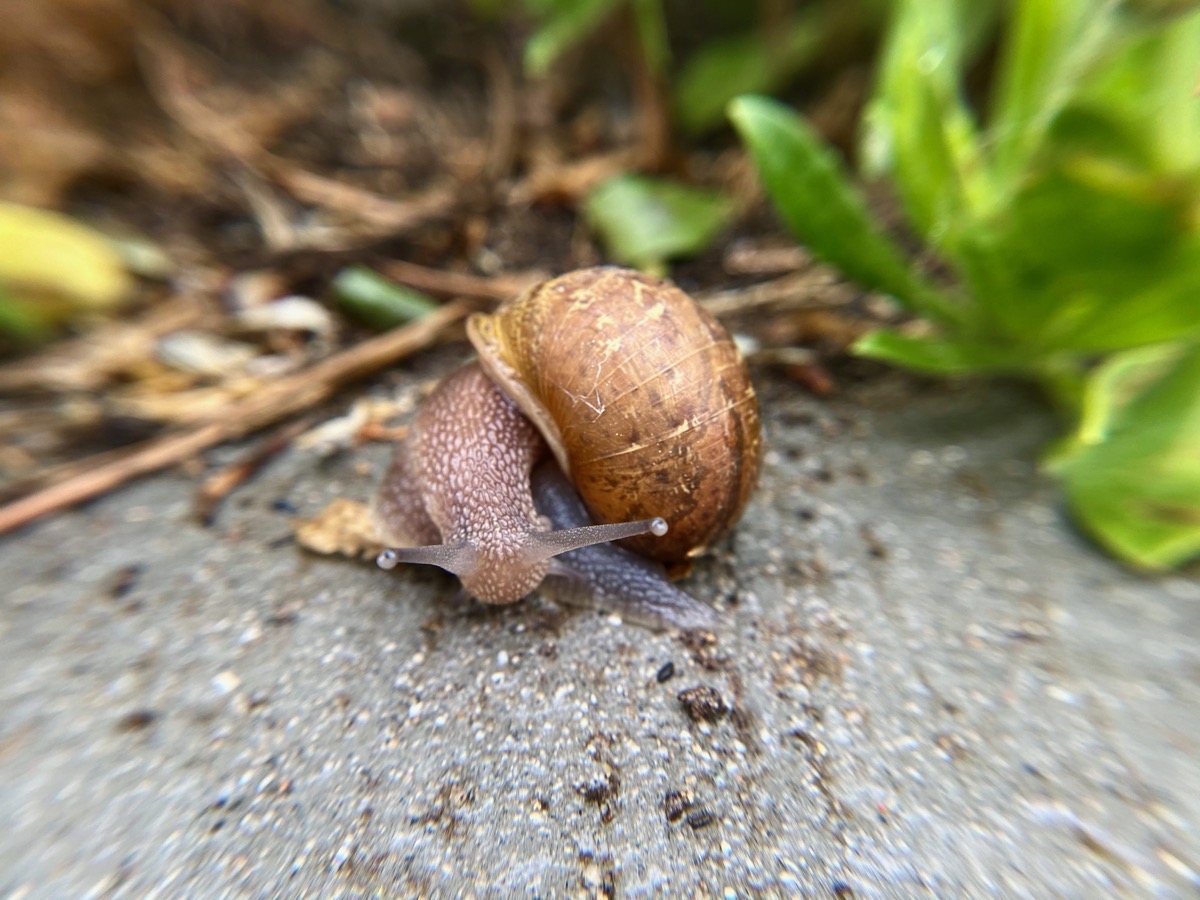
[8,0,1196,571]
[333,266,438,331]
[1047,342,1200,569]
[672,6,825,135]
[583,174,731,274]
[519,0,670,76]
[501,0,888,268]
[733,1,1200,569]
[509,0,886,131]
[0,203,132,342]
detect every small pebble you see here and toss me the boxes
[677,685,730,723]
[664,789,693,822]
[212,671,241,695]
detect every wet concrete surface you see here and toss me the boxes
[2,365,1198,896]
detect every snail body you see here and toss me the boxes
[372,267,761,625]
[373,362,667,605]
[529,461,718,630]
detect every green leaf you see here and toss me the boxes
[1066,342,1185,447]
[729,94,959,325]
[987,0,1121,194]
[0,285,53,342]
[676,36,781,136]
[523,0,622,76]
[629,0,669,74]
[854,328,1022,375]
[332,267,438,331]
[862,0,990,242]
[673,10,823,135]
[1070,8,1200,173]
[1050,240,1200,354]
[954,146,1200,353]
[582,174,731,272]
[1047,342,1200,569]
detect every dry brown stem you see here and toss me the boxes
[481,44,519,183]
[193,415,315,526]
[0,293,215,393]
[378,260,544,302]
[697,270,852,317]
[509,148,641,206]
[0,302,466,536]
[141,25,460,243]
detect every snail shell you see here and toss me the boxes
[467,266,762,563]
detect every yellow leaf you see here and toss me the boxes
[0,203,132,312]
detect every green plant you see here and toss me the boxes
[332,266,437,330]
[672,4,831,135]
[517,0,670,77]
[731,0,1200,569]
[510,0,889,133]
[673,0,894,135]
[583,174,731,274]
[505,1,891,270]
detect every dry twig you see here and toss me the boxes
[141,25,460,243]
[697,270,852,317]
[193,415,315,526]
[378,260,544,302]
[509,148,641,205]
[481,43,519,183]
[262,156,460,232]
[0,293,215,393]
[0,302,466,536]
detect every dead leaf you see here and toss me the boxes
[293,498,384,559]
[295,397,410,455]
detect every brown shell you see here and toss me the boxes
[467,266,762,563]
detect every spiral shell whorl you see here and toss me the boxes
[468,267,761,563]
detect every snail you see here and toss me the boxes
[527,460,720,630]
[371,266,761,628]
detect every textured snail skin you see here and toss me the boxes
[530,461,719,630]
[468,266,762,563]
[372,362,670,606]
[374,362,550,604]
